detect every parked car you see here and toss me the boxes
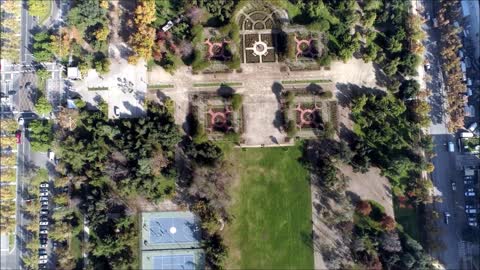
[39,230,48,234]
[39,192,48,197]
[40,183,49,188]
[468,222,478,227]
[38,259,48,264]
[465,191,476,197]
[468,122,478,132]
[451,181,456,191]
[39,255,47,260]
[41,201,48,206]
[464,180,474,185]
[468,217,477,222]
[466,209,477,214]
[40,197,49,201]
[466,204,475,209]
[40,210,49,215]
[39,221,48,226]
[39,243,47,248]
[444,212,451,224]
[38,249,47,255]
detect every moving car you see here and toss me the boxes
[451,181,456,191]
[448,141,455,152]
[15,130,21,144]
[444,212,451,224]
[465,191,476,197]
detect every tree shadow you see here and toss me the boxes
[271,82,283,103]
[372,62,391,88]
[122,101,145,118]
[335,83,385,108]
[272,110,285,131]
[306,83,323,94]
[216,85,235,98]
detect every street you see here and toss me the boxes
[422,0,480,269]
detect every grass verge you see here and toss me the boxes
[224,146,313,269]
[193,82,242,87]
[282,79,332,84]
[147,84,174,90]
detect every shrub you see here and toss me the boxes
[356,200,372,216]
[319,91,333,99]
[286,120,297,138]
[231,94,243,111]
[284,91,295,107]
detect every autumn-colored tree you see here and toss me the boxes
[356,200,372,216]
[95,26,110,41]
[129,0,156,61]
[380,215,396,231]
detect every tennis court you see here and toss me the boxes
[152,254,195,270]
[149,217,200,244]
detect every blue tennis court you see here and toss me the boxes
[153,254,195,270]
[149,217,200,244]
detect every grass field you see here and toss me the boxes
[224,146,314,269]
[394,204,420,241]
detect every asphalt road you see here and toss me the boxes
[423,1,479,268]
[20,0,36,65]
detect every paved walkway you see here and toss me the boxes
[148,59,379,146]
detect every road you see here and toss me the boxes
[423,1,480,269]
[20,0,36,65]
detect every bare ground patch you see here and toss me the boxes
[340,163,394,217]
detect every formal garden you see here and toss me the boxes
[189,89,244,143]
[279,83,336,138]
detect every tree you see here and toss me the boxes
[34,95,53,116]
[28,0,50,21]
[49,222,72,241]
[356,200,372,216]
[33,31,55,62]
[94,26,110,41]
[286,120,297,138]
[186,141,223,166]
[130,0,156,60]
[28,119,53,152]
[400,79,420,100]
[380,215,396,231]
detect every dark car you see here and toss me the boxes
[38,249,47,255]
[40,238,47,245]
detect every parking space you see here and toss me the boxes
[38,180,50,269]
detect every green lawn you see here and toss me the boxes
[394,204,420,242]
[225,146,313,269]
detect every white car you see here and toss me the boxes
[39,255,48,260]
[40,197,49,201]
[39,230,48,234]
[40,183,49,188]
[465,192,476,197]
[39,221,48,226]
[466,209,477,214]
[41,201,48,206]
[40,210,49,215]
[38,259,47,264]
[39,192,48,197]
[468,222,478,227]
